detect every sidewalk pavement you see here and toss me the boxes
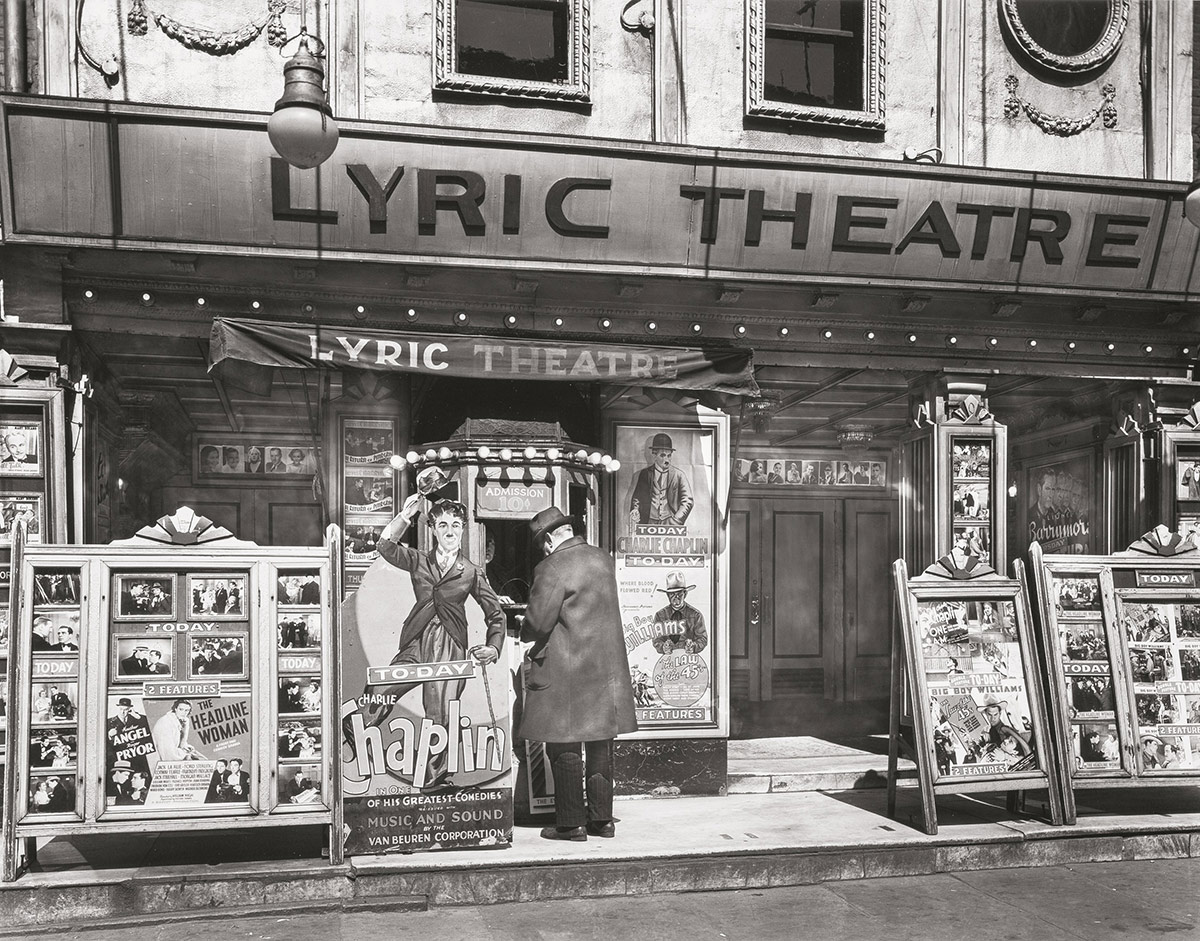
[4,783,1200,934]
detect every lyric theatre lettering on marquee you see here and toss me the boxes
[273,158,1149,268]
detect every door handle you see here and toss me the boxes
[750,598,760,626]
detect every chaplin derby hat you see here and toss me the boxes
[116,697,133,707]
[650,433,675,451]
[657,571,694,593]
[530,507,573,545]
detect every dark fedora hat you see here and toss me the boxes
[529,507,573,546]
[650,433,675,451]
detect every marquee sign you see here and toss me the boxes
[0,98,1196,298]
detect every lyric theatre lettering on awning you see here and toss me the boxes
[273,158,1149,269]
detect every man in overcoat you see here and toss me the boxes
[519,507,638,841]
[363,493,506,791]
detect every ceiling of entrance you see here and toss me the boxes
[71,327,1121,455]
[49,246,1179,456]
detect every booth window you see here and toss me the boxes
[436,0,591,103]
[746,0,884,129]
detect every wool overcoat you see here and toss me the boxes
[517,536,638,744]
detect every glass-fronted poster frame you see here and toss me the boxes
[2,521,339,883]
[1029,562,1134,780]
[1028,537,1200,826]
[893,560,1057,790]
[608,415,730,739]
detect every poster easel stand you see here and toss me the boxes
[888,553,1065,835]
[1028,528,1200,826]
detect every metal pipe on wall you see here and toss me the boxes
[4,0,26,92]
[4,0,25,92]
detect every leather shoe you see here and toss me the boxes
[540,826,587,842]
[586,821,615,838]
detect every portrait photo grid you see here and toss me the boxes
[732,456,887,488]
[196,439,317,478]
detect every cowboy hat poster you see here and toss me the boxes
[612,423,717,732]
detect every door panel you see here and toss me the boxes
[161,486,319,546]
[732,493,896,722]
[845,499,896,700]
[770,509,823,658]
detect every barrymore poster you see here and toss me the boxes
[340,548,513,855]
[614,424,717,731]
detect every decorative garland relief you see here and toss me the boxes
[1004,75,1117,137]
[127,0,288,55]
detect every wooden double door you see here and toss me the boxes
[729,494,896,737]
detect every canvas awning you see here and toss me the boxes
[208,318,760,397]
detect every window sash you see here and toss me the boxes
[747,0,884,128]
[436,0,590,103]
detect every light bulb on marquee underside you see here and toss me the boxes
[438,447,452,461]
[405,450,420,464]
[477,446,491,460]
[546,447,560,461]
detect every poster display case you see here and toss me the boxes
[1029,529,1200,823]
[900,410,1007,577]
[1,509,340,881]
[608,415,730,739]
[0,387,69,826]
[889,552,1064,835]
[338,416,397,594]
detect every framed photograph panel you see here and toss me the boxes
[0,493,42,545]
[194,435,317,484]
[276,570,322,605]
[30,680,77,723]
[278,676,323,715]
[277,611,321,650]
[32,570,81,607]
[112,635,174,681]
[0,422,41,475]
[188,635,248,680]
[113,574,176,621]
[186,574,248,620]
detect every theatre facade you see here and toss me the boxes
[0,92,1196,793]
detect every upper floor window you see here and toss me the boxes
[436,0,591,103]
[746,0,884,128]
